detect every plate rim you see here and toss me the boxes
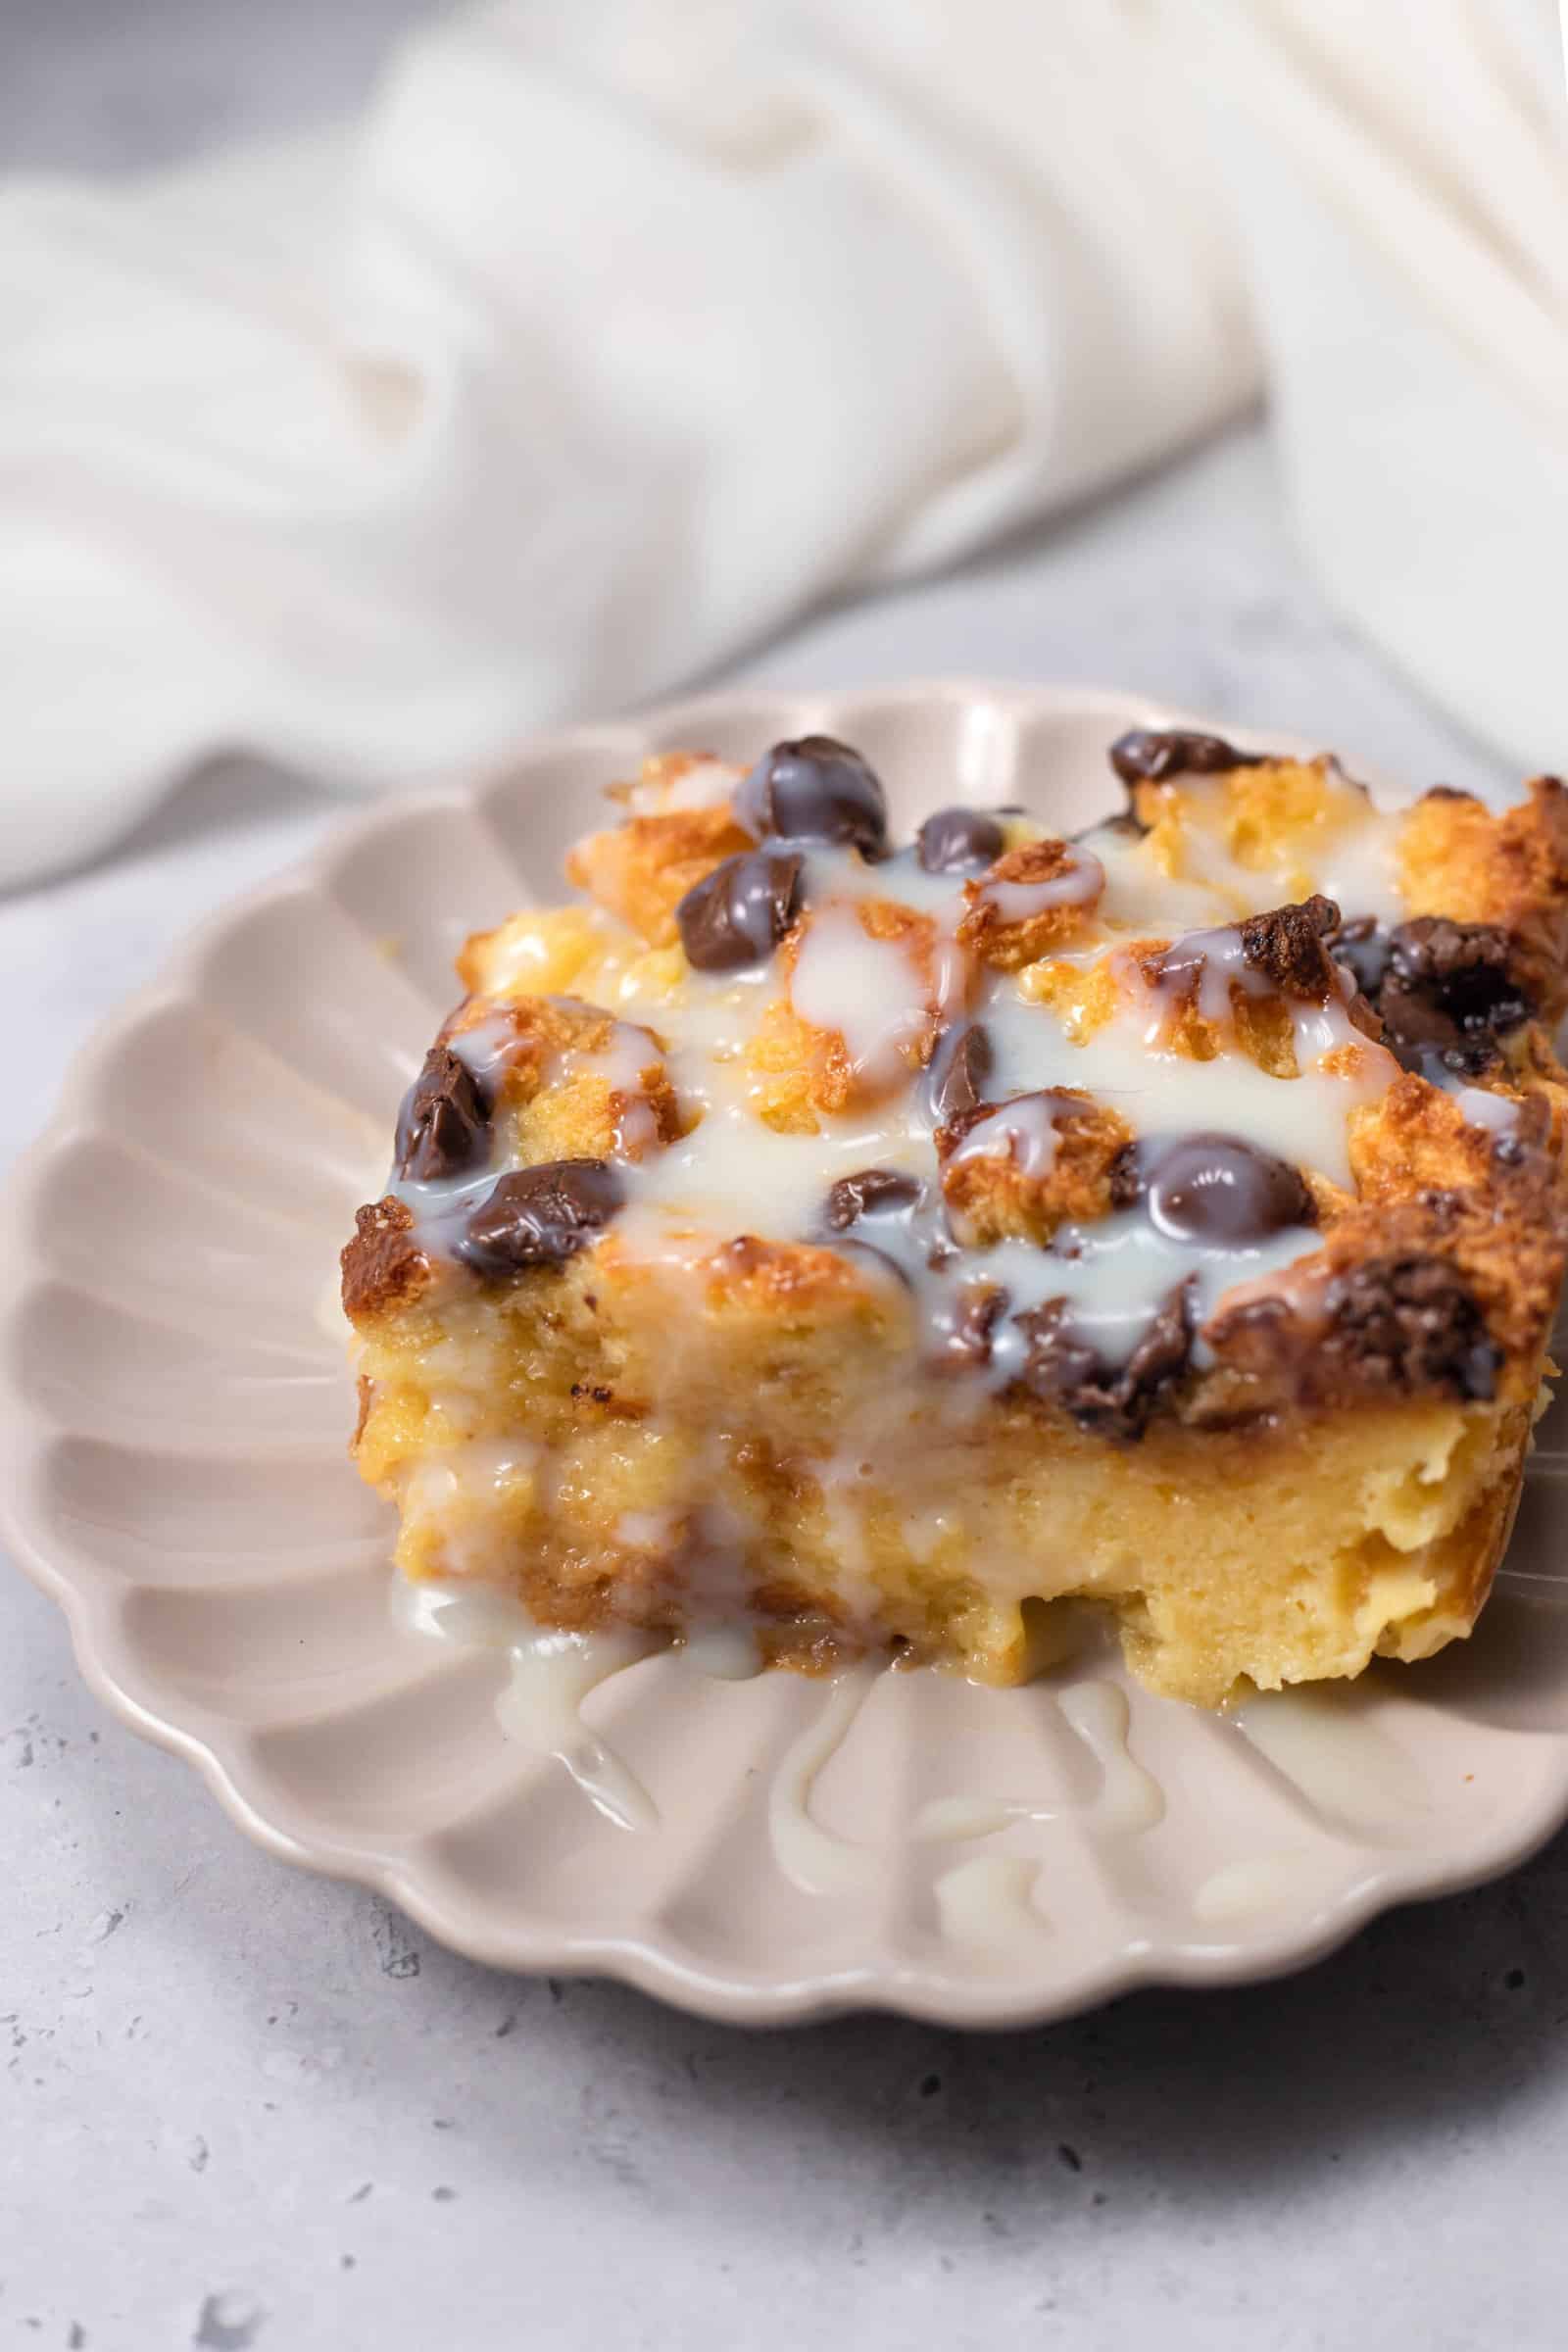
[6,674,1568,2030]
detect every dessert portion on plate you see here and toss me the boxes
[343,729,1568,1705]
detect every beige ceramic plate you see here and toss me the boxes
[6,680,1568,2028]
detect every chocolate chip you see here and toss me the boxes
[674,850,804,971]
[1141,934,1211,998]
[1329,914,1536,1072]
[824,1167,923,1231]
[1380,919,1535,1045]
[924,1021,993,1125]
[937,1087,1081,1161]
[1110,1134,1314,1247]
[735,736,889,857]
[1324,912,1393,1000]
[916,806,1006,874]
[1238,895,1342,1003]
[395,1045,491,1182]
[1393,1035,1507,1086]
[1012,1281,1195,1441]
[938,1282,1008,1371]
[1321,1253,1498,1400]
[1108,729,1263,787]
[459,1159,623,1276]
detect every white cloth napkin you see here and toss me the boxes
[1,0,1563,887]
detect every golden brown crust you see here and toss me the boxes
[956,838,1103,968]
[750,899,941,1121]
[937,1089,1133,1245]
[1347,1070,1528,1205]
[1397,777,1568,1013]
[564,806,754,946]
[700,1232,907,1317]
[444,993,682,1163]
[1128,754,1368,876]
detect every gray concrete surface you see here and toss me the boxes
[4,7,1567,2346]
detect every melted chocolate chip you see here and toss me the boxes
[1141,934,1209,998]
[1326,913,1535,1079]
[939,1282,1008,1371]
[1381,918,1534,1044]
[735,736,889,857]
[1110,1134,1314,1247]
[1324,912,1393,1000]
[459,1158,623,1276]
[916,806,1006,874]
[824,1167,923,1231]
[1108,729,1264,788]
[924,1021,993,1125]
[395,1045,491,1183]
[1013,1281,1195,1442]
[937,1088,1082,1160]
[1321,1253,1498,1400]
[1396,1035,1508,1087]
[674,850,804,972]
[1238,895,1342,1003]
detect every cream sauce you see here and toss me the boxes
[766,1667,883,1897]
[933,1856,1050,1948]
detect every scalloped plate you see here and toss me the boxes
[6,679,1568,2029]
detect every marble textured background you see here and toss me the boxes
[3,5,1565,2346]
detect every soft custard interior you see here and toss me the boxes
[347,740,1568,1706]
[353,1243,1534,1707]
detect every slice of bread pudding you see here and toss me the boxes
[343,730,1568,1705]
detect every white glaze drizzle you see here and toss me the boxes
[1192,1853,1308,1924]
[911,1794,1057,1841]
[392,1576,661,1832]
[494,1626,662,1832]
[933,1855,1050,1948]
[913,1678,1164,1846]
[977,844,1104,924]
[1077,820,1235,931]
[950,1094,1062,1179]
[395,1581,1364,1954]
[789,904,934,1089]
[1146,768,1407,926]
[985,975,1394,1194]
[1455,1086,1520,1136]
[766,1666,883,1896]
[679,1622,764,1681]
[1058,1679,1166,1833]
[400,763,1439,1396]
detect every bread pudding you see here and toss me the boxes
[343,728,1568,1705]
